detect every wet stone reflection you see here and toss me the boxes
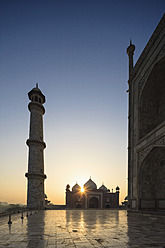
[0,210,165,247]
[27,212,45,248]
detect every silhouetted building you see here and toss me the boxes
[127,14,165,212]
[25,84,47,209]
[66,178,120,208]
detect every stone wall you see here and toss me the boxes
[127,14,165,212]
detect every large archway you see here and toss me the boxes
[139,57,165,140]
[89,197,99,208]
[138,147,165,210]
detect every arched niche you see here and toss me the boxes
[89,197,99,208]
[76,203,82,208]
[139,57,165,139]
[138,146,165,210]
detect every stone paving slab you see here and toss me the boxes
[0,210,165,247]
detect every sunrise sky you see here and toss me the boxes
[0,0,164,205]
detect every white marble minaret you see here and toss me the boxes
[25,84,47,209]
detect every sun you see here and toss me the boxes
[81,187,84,193]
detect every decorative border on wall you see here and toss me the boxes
[138,46,165,97]
[133,14,165,77]
[138,136,165,167]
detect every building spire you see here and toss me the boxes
[36,83,38,88]
[127,40,135,78]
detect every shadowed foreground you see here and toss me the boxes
[0,210,165,247]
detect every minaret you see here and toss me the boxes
[25,84,47,209]
[126,40,135,207]
[126,39,135,77]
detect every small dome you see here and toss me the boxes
[66,184,70,191]
[116,186,120,192]
[32,83,42,92]
[28,83,46,103]
[72,183,81,192]
[99,184,108,192]
[84,178,97,190]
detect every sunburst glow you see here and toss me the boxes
[81,187,84,193]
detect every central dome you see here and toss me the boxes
[84,178,97,190]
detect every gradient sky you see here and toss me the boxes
[0,1,164,205]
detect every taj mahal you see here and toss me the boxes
[127,14,165,213]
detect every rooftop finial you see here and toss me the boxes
[36,83,38,88]
[90,176,91,179]
[127,39,135,77]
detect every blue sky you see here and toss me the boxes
[0,0,164,204]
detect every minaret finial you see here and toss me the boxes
[126,40,135,77]
[36,83,38,88]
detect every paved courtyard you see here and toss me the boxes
[0,210,165,248]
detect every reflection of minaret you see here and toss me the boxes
[27,211,45,246]
[25,84,47,209]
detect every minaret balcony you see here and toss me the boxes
[26,139,46,149]
[28,102,45,114]
[25,172,47,179]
